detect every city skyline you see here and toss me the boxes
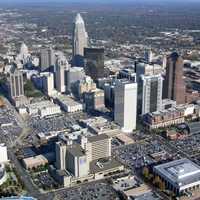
[0,0,200,199]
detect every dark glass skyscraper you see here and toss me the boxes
[164,52,185,104]
[84,47,105,81]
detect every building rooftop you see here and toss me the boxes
[112,176,138,191]
[154,158,200,189]
[66,145,86,157]
[55,95,82,107]
[87,134,110,143]
[23,154,48,166]
[80,116,119,135]
[187,121,200,135]
[57,169,72,177]
[0,197,37,200]
[27,100,59,110]
[90,157,123,174]
[133,192,160,200]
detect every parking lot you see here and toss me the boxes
[29,115,72,134]
[55,182,120,200]
[170,133,200,160]
[22,114,75,146]
[113,136,179,170]
[32,171,59,191]
[0,105,22,145]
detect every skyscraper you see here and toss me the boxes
[72,13,88,66]
[164,52,185,104]
[84,47,105,81]
[144,48,153,63]
[19,42,29,64]
[66,67,86,94]
[40,47,55,71]
[55,142,89,178]
[55,55,69,93]
[73,13,88,56]
[114,79,137,132]
[42,72,55,96]
[8,65,24,98]
[77,76,96,99]
[84,88,105,111]
[140,74,163,115]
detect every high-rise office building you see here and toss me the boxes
[8,65,24,98]
[118,68,136,82]
[164,52,185,104]
[77,76,96,99]
[55,142,89,178]
[140,74,163,115]
[114,79,137,132]
[162,54,167,69]
[86,134,111,162]
[144,48,153,63]
[55,142,67,170]
[55,56,69,93]
[84,47,105,81]
[136,62,162,79]
[84,88,105,111]
[72,13,88,67]
[66,67,85,94]
[104,83,115,110]
[40,47,55,71]
[19,42,29,64]
[42,72,55,96]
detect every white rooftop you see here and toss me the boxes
[167,162,200,179]
[154,158,200,189]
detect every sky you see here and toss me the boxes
[0,0,199,6]
[1,0,199,2]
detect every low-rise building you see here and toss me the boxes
[80,116,119,135]
[143,104,200,130]
[54,95,83,113]
[153,158,200,196]
[162,99,176,110]
[90,158,124,180]
[143,107,185,130]
[26,100,61,118]
[23,154,48,170]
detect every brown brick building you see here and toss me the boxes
[164,52,185,104]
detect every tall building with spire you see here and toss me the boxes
[20,43,29,61]
[72,13,88,66]
[55,55,69,93]
[164,52,185,104]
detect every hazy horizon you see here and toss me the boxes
[1,0,200,3]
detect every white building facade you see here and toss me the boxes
[114,79,138,132]
[55,55,69,93]
[0,144,8,163]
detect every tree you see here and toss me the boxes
[159,180,166,191]
[153,175,160,186]
[143,167,149,179]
